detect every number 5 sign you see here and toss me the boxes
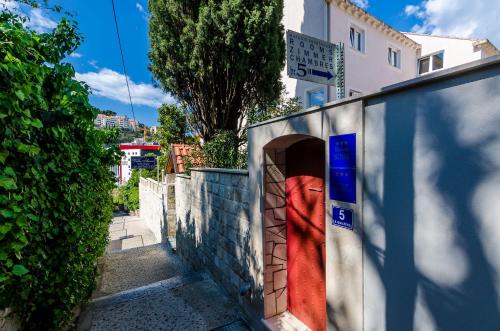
[286,30,345,95]
[332,207,353,230]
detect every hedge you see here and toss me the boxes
[0,11,118,330]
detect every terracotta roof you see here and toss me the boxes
[166,144,202,174]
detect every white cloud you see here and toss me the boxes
[136,2,148,21]
[70,52,82,58]
[28,8,57,33]
[405,0,500,46]
[351,0,369,9]
[75,68,174,108]
[0,1,57,33]
[0,0,18,10]
[88,60,99,69]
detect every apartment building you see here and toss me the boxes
[94,114,138,131]
[283,0,499,108]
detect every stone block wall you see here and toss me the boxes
[175,169,255,315]
[263,149,288,318]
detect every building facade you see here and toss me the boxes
[404,33,499,75]
[282,0,499,108]
[119,144,161,183]
[94,114,138,131]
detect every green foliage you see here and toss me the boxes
[149,0,285,142]
[188,96,300,170]
[153,103,193,172]
[248,95,301,125]
[98,109,117,116]
[119,170,156,212]
[0,11,118,330]
[203,131,246,169]
[154,103,189,147]
[116,128,143,143]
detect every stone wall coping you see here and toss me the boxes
[190,168,249,176]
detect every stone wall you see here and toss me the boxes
[175,169,257,319]
[139,178,168,243]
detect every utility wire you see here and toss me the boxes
[111,0,137,126]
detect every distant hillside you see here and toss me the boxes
[98,109,117,116]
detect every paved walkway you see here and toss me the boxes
[107,214,158,252]
[78,214,249,331]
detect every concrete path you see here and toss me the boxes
[78,214,250,331]
[107,214,159,252]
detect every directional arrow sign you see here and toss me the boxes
[287,30,340,86]
[310,69,335,80]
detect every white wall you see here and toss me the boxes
[139,178,166,243]
[282,0,327,105]
[363,60,500,331]
[120,148,141,183]
[405,34,484,72]
[330,4,418,97]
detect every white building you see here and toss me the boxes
[282,0,499,108]
[94,114,138,131]
[119,144,161,184]
[404,33,499,75]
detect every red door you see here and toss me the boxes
[286,139,326,331]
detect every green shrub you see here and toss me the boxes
[203,131,247,169]
[120,169,156,212]
[0,11,118,330]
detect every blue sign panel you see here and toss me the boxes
[332,207,353,230]
[131,156,157,170]
[329,134,356,203]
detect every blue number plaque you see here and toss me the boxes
[332,207,353,230]
[329,134,356,203]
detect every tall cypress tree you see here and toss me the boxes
[148,0,285,142]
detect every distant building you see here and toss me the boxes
[94,114,139,131]
[150,126,158,134]
[119,143,161,183]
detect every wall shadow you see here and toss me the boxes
[363,66,500,330]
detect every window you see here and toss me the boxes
[432,52,444,70]
[418,51,444,74]
[349,26,364,52]
[307,88,325,108]
[418,57,430,74]
[349,89,362,97]
[388,47,400,68]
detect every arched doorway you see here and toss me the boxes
[263,136,326,331]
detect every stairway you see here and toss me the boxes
[78,215,250,331]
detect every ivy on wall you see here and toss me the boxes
[0,11,119,330]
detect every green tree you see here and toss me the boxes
[154,103,189,146]
[148,0,285,143]
[0,9,118,329]
[98,109,117,116]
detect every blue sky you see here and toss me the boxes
[2,0,498,126]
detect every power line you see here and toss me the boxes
[110,0,137,125]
